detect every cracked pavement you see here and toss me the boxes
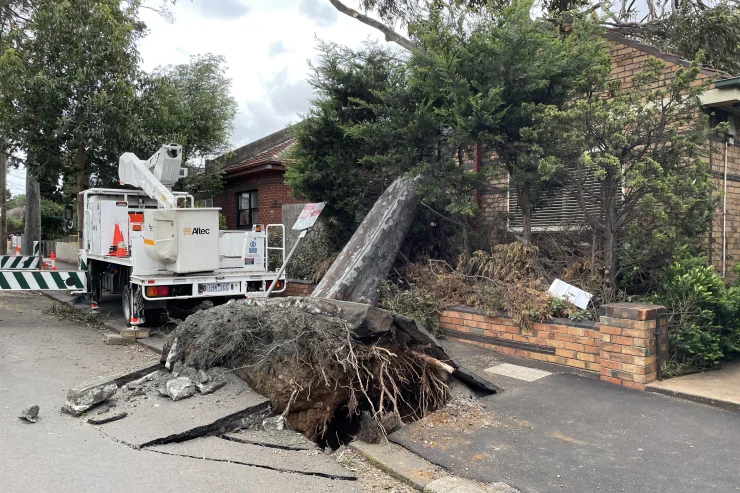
[0,291,361,492]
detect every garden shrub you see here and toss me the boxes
[652,253,740,374]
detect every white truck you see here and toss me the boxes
[79,144,286,327]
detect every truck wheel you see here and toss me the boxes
[122,285,132,327]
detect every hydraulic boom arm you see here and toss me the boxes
[118,144,187,209]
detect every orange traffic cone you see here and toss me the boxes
[14,245,19,256]
[50,252,56,271]
[111,224,127,257]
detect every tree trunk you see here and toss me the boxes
[0,147,7,255]
[517,187,532,245]
[76,143,85,248]
[604,207,618,288]
[22,166,40,256]
[311,175,422,304]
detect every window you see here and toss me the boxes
[507,168,609,232]
[237,191,259,228]
[195,198,214,208]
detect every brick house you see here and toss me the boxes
[479,32,740,276]
[213,128,301,230]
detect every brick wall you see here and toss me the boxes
[214,169,302,230]
[441,302,666,390]
[274,279,317,297]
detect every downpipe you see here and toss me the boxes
[723,141,728,278]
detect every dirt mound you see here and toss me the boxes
[166,297,451,442]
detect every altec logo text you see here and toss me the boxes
[183,227,211,235]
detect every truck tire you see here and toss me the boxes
[122,285,132,327]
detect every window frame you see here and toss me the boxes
[236,190,259,229]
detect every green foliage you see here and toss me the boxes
[7,0,141,191]
[534,55,714,288]
[287,41,413,246]
[290,2,609,251]
[134,54,237,196]
[653,253,740,373]
[378,281,444,336]
[40,199,65,240]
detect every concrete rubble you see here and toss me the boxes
[18,405,39,423]
[165,377,197,401]
[64,376,117,414]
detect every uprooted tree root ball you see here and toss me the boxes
[167,297,450,443]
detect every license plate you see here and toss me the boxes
[199,282,236,294]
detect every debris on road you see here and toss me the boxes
[19,405,40,423]
[87,411,128,425]
[165,296,455,443]
[64,375,117,415]
[165,377,197,401]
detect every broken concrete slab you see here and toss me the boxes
[99,370,271,448]
[105,334,124,345]
[65,376,117,414]
[165,377,197,401]
[149,436,356,480]
[320,299,394,338]
[223,429,318,451]
[349,440,438,491]
[19,405,39,423]
[424,476,521,493]
[88,412,128,425]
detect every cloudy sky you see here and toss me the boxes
[6,0,389,196]
[139,0,389,146]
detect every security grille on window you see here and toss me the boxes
[237,191,258,228]
[507,169,606,232]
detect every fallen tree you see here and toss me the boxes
[166,297,453,441]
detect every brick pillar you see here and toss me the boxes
[599,302,666,390]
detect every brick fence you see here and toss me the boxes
[275,279,316,297]
[440,302,666,390]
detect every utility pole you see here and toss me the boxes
[0,149,7,255]
[23,166,40,256]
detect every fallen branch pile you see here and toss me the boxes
[167,297,451,441]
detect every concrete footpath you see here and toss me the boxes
[388,339,740,493]
[647,360,740,412]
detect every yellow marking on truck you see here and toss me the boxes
[144,238,155,246]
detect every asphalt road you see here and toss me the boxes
[0,291,359,493]
[393,340,740,493]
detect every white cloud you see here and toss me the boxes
[298,0,338,28]
[190,0,250,20]
[138,0,387,148]
[267,40,289,58]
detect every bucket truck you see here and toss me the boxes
[80,144,285,326]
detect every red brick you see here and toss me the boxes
[554,333,576,343]
[601,326,622,336]
[621,346,649,357]
[601,376,622,385]
[621,380,645,391]
[622,328,651,338]
[600,359,621,370]
[584,329,600,339]
[556,348,576,359]
[612,336,634,346]
[547,355,567,365]
[565,342,586,352]
[576,352,597,363]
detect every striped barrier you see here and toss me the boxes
[0,271,86,290]
[0,256,41,269]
